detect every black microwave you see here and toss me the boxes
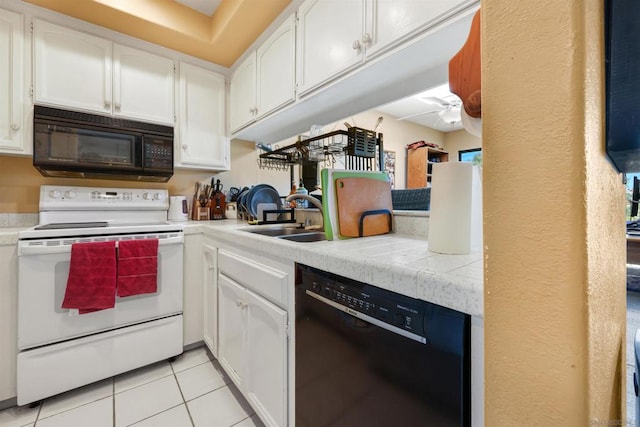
[33,105,174,182]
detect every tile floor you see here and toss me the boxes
[0,346,265,427]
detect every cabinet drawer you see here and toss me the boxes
[218,249,287,307]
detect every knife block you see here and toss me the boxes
[191,196,210,221]
[210,193,226,220]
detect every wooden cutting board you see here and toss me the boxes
[321,169,391,240]
[335,177,393,237]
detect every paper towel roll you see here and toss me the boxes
[428,162,482,254]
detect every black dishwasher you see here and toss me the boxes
[295,264,470,427]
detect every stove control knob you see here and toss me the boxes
[48,190,62,199]
[152,192,160,200]
[143,192,150,200]
[64,190,76,199]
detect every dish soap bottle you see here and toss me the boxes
[295,179,308,208]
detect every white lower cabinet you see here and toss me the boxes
[216,248,289,427]
[202,241,218,357]
[218,274,248,388]
[244,288,287,427]
[183,233,204,347]
[0,244,18,402]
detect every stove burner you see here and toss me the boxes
[34,222,109,230]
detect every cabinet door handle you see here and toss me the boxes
[182,144,188,150]
[104,100,111,108]
[352,39,362,53]
[362,33,372,47]
[10,123,20,131]
[115,102,121,110]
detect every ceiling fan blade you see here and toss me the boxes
[420,96,449,107]
[433,114,444,128]
[398,109,440,120]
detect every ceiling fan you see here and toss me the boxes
[398,96,462,123]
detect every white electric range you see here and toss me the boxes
[16,185,184,406]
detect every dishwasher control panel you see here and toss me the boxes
[298,264,427,338]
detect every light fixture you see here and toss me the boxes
[438,107,461,123]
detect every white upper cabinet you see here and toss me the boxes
[34,20,112,116]
[296,0,364,96]
[256,14,296,119]
[231,14,296,133]
[0,8,25,153]
[295,0,476,97]
[113,45,174,124]
[177,62,228,170]
[34,20,175,125]
[229,53,256,132]
[366,0,474,58]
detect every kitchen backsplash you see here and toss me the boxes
[0,213,38,227]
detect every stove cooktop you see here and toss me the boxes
[34,222,108,230]
[19,221,183,240]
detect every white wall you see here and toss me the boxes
[213,140,291,196]
[268,110,445,189]
[222,112,449,194]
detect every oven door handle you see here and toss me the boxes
[18,235,184,256]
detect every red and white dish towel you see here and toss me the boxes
[117,239,159,297]
[61,239,158,314]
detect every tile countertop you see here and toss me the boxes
[0,220,483,317]
[193,221,484,317]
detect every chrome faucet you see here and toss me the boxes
[284,194,324,228]
[285,193,323,211]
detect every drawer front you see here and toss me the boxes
[218,249,287,307]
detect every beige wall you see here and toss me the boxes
[0,111,441,213]
[0,155,214,213]
[483,0,626,425]
[0,141,295,213]
[444,129,482,161]
[216,140,291,196]
[272,109,445,190]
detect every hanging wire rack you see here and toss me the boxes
[257,127,385,172]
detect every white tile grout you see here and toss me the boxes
[11,347,251,427]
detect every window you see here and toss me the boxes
[627,173,640,220]
[458,148,482,165]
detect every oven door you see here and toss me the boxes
[17,233,183,350]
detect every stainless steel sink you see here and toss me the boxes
[276,232,326,242]
[241,226,326,242]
